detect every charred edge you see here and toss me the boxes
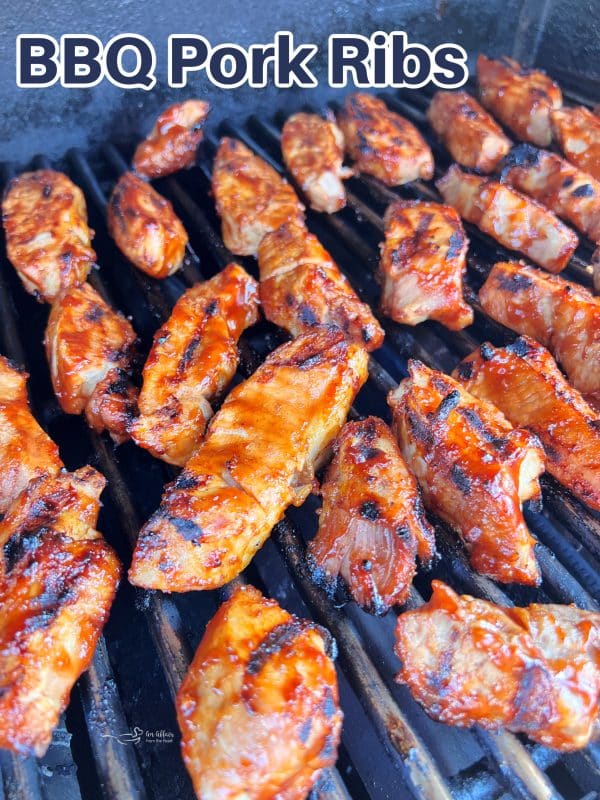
[450,463,471,494]
[435,390,461,421]
[179,336,201,372]
[572,183,594,198]
[480,342,496,361]
[165,513,204,543]
[407,409,435,447]
[298,304,319,326]
[507,336,533,358]
[84,304,106,323]
[204,299,219,317]
[360,500,381,520]
[500,143,541,178]
[496,270,533,293]
[4,528,46,573]
[456,360,474,381]
[173,473,199,490]
[446,231,465,260]
[245,620,305,675]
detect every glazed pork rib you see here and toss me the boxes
[107,171,188,278]
[378,199,473,330]
[551,106,600,181]
[2,170,96,303]
[479,261,600,407]
[337,93,434,186]
[45,281,138,443]
[437,165,578,273]
[0,356,62,514]
[212,137,305,256]
[388,360,545,585]
[308,417,436,615]
[500,144,600,243]
[130,263,260,466]
[281,111,352,213]
[454,337,600,511]
[427,90,511,173]
[133,99,210,179]
[176,585,342,800]
[0,467,120,756]
[129,327,368,592]
[0,358,120,756]
[395,580,600,751]
[477,55,562,146]
[257,220,384,350]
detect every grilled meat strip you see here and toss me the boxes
[129,327,368,591]
[479,261,600,406]
[212,137,305,256]
[0,357,62,514]
[454,337,600,511]
[551,106,600,181]
[378,199,473,330]
[395,580,600,751]
[308,417,435,614]
[477,55,562,146]
[337,93,434,186]
[500,144,600,243]
[107,171,188,278]
[281,111,352,213]
[45,282,138,443]
[388,360,544,585]
[2,170,95,303]
[0,467,120,756]
[177,585,342,800]
[132,99,210,179]
[437,164,578,273]
[427,90,511,173]
[130,263,260,466]
[258,220,384,350]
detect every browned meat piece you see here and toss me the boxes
[395,580,600,751]
[281,111,352,213]
[477,55,562,146]
[129,327,368,592]
[388,360,544,585]
[257,220,384,350]
[45,282,138,443]
[337,93,434,186]
[130,263,260,465]
[133,99,210,179]
[177,585,342,800]
[308,417,435,614]
[2,170,95,303]
[0,466,120,756]
[479,261,600,406]
[500,144,600,243]
[427,90,511,173]
[212,137,305,256]
[551,106,600,181]
[437,164,578,273]
[378,199,473,330]
[0,357,62,514]
[454,337,600,511]
[107,171,188,278]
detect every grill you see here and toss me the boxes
[1,80,600,800]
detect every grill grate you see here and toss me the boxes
[1,85,600,800]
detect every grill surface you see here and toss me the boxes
[1,83,600,800]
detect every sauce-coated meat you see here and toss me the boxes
[45,282,138,443]
[212,137,305,256]
[133,99,210,179]
[308,417,435,614]
[281,111,352,213]
[378,199,473,330]
[437,164,578,273]
[388,360,544,585]
[337,93,434,186]
[427,90,511,173]
[454,337,600,511]
[2,170,95,303]
[177,585,342,800]
[258,220,384,350]
[477,55,562,146]
[130,263,260,465]
[107,171,188,278]
[129,327,368,591]
[551,106,600,181]
[479,261,600,407]
[395,580,600,751]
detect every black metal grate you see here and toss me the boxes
[1,85,600,800]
